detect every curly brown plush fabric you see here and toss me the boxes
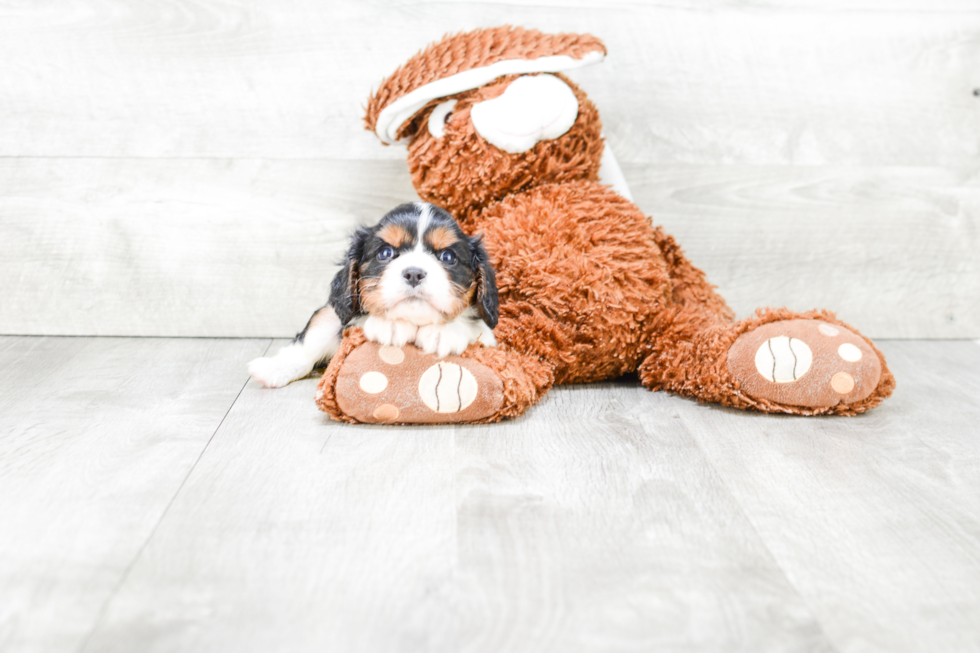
[638,307,896,416]
[364,26,606,139]
[474,181,671,383]
[321,26,895,424]
[406,74,604,223]
[315,327,367,424]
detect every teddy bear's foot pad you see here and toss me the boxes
[333,341,504,424]
[727,319,882,408]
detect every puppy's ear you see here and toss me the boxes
[328,227,371,326]
[469,235,499,329]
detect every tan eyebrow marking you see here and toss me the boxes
[425,226,458,251]
[377,224,409,247]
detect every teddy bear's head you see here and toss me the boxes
[365,26,608,227]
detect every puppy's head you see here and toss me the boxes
[330,202,498,328]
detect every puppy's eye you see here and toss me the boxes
[439,250,457,266]
[378,246,395,261]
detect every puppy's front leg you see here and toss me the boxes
[415,313,496,358]
[361,315,418,347]
[248,306,343,388]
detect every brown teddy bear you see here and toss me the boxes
[315,26,895,424]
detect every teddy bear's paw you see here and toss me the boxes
[331,341,504,424]
[727,319,882,409]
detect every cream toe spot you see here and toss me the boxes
[838,343,862,362]
[373,404,400,421]
[359,371,388,394]
[378,345,405,365]
[819,323,840,337]
[831,372,855,394]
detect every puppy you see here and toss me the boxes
[248,202,498,388]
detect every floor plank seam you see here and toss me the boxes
[450,423,459,652]
[682,418,845,653]
[71,338,274,653]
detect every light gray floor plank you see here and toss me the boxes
[0,336,269,653]
[453,383,835,652]
[87,344,835,653]
[10,339,980,651]
[81,341,458,653]
[672,340,980,652]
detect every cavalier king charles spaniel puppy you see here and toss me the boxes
[248,202,498,388]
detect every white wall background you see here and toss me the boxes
[1,0,977,338]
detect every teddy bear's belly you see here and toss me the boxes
[473,181,672,384]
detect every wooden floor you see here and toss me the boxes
[1,336,978,653]
[2,2,977,651]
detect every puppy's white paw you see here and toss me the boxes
[415,322,474,358]
[363,316,418,347]
[247,354,312,389]
[476,323,497,348]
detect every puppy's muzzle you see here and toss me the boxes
[403,267,427,287]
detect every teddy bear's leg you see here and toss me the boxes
[315,328,554,424]
[651,225,736,323]
[638,306,896,415]
[639,227,894,414]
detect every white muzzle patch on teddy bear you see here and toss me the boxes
[470,74,579,154]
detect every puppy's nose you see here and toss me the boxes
[402,267,427,287]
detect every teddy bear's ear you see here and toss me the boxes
[364,26,606,145]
